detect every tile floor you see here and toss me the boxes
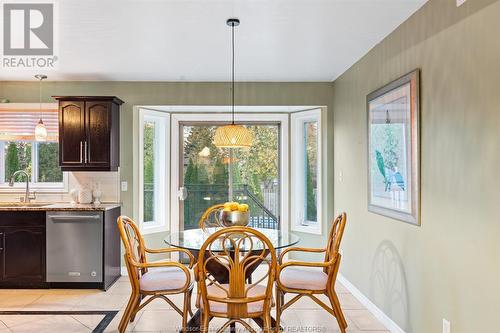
[0,277,388,333]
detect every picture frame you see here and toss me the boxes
[367,69,420,225]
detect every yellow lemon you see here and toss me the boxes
[230,202,239,211]
[238,204,249,212]
[223,202,232,209]
[223,207,232,212]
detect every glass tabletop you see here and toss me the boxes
[165,227,300,252]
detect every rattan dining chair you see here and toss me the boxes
[275,213,348,333]
[198,204,225,230]
[195,226,277,333]
[117,216,195,333]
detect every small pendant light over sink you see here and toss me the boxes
[34,74,48,142]
[213,18,253,148]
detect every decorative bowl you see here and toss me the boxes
[220,210,249,227]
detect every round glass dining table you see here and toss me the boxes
[164,227,300,333]
[165,227,300,252]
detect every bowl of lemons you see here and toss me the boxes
[220,202,250,227]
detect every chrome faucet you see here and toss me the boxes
[9,170,36,203]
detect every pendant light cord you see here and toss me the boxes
[35,74,47,121]
[231,23,235,125]
[39,77,42,120]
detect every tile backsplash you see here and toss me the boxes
[69,172,121,203]
[0,171,121,203]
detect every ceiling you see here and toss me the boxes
[1,0,428,82]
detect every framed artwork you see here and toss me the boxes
[367,69,420,225]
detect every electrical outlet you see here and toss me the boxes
[443,319,451,333]
[121,181,128,192]
[456,0,467,7]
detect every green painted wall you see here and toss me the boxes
[0,81,334,249]
[332,0,500,332]
[4,0,496,329]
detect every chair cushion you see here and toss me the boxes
[200,284,271,314]
[280,266,328,290]
[140,266,189,291]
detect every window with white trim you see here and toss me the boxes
[0,106,66,190]
[291,109,322,234]
[139,109,170,234]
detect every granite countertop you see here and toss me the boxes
[0,202,121,211]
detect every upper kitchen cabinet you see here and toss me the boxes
[53,96,124,171]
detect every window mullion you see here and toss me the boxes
[153,119,161,227]
[32,141,38,184]
[0,142,5,183]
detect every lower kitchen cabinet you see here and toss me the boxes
[0,212,47,288]
[1,227,45,283]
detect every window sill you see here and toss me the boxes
[0,186,68,194]
[292,224,322,235]
[140,225,169,235]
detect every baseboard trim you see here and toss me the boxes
[337,273,406,333]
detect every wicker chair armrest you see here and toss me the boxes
[144,247,195,268]
[279,247,326,264]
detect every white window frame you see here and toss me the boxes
[138,109,170,234]
[0,140,68,193]
[291,109,323,235]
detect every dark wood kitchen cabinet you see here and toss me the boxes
[0,211,46,288]
[54,96,124,171]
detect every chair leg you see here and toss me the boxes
[187,287,194,317]
[327,290,347,332]
[200,311,210,333]
[263,312,272,333]
[119,293,140,333]
[129,294,142,322]
[182,291,190,332]
[275,287,282,333]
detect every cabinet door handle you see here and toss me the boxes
[80,141,83,163]
[84,141,88,164]
[0,232,4,251]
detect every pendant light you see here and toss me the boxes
[213,18,253,148]
[34,74,48,142]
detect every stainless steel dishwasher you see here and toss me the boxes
[46,211,103,283]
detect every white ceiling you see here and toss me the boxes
[1,0,427,82]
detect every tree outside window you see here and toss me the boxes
[2,141,62,184]
[181,125,280,229]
